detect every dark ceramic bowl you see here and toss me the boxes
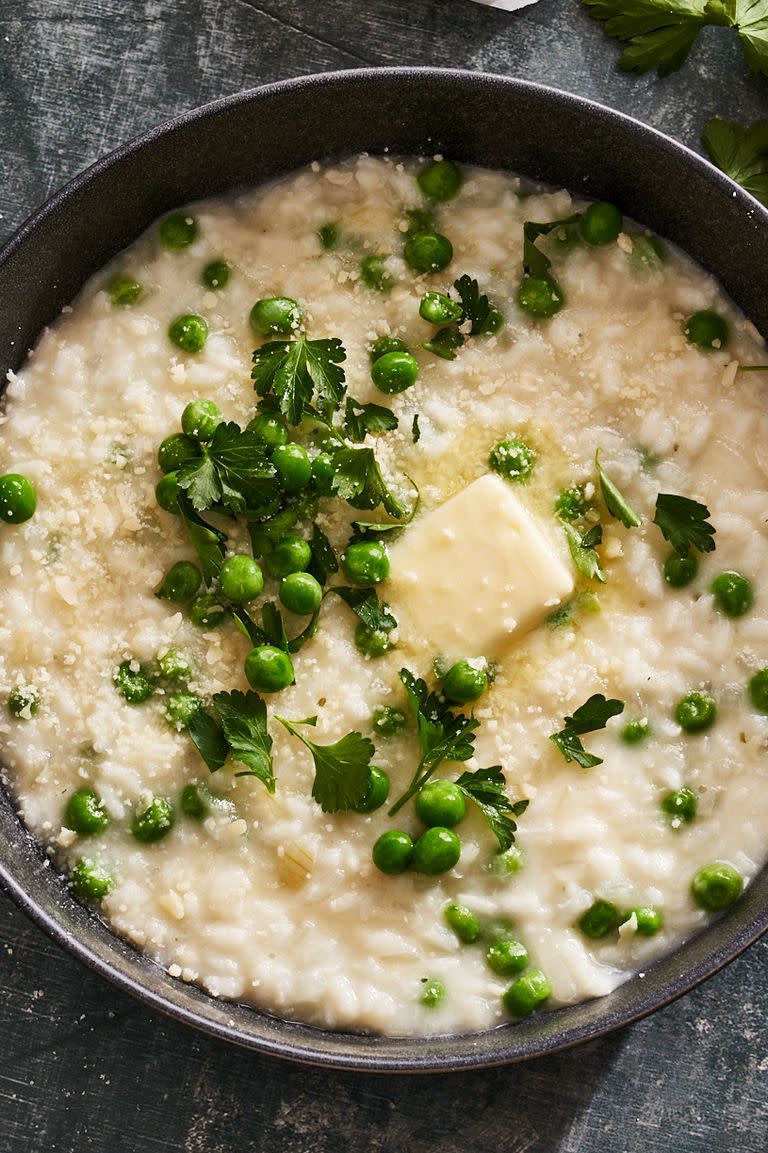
[1,68,767,1073]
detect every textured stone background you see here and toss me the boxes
[1,2,767,1150]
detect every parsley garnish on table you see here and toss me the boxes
[550,694,625,768]
[582,0,768,77]
[276,716,373,812]
[703,118,768,208]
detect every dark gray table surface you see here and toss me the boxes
[1,2,767,1150]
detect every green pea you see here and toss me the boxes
[684,310,728,351]
[517,274,564,319]
[419,291,462,325]
[411,826,461,875]
[342,540,389,586]
[622,906,663,936]
[155,472,182,515]
[371,350,420,395]
[360,254,394,293]
[415,780,466,828]
[691,862,743,911]
[354,622,394,659]
[372,829,414,874]
[554,485,589,522]
[403,230,453,274]
[164,691,203,730]
[131,796,175,843]
[502,970,551,1017]
[157,433,201,474]
[748,668,768,713]
[266,534,312,578]
[310,452,335,495]
[577,898,622,939]
[579,202,622,246]
[108,274,143,307]
[369,335,409,362]
[272,443,312,493]
[482,917,517,943]
[486,938,529,976]
[442,658,488,704]
[675,691,716,733]
[318,222,339,251]
[246,411,289,449]
[8,685,39,719]
[354,765,390,813]
[157,647,193,682]
[664,551,698,588]
[371,705,407,737]
[220,555,264,603]
[249,296,303,337]
[244,645,294,693]
[280,572,322,615]
[711,570,753,618]
[661,786,697,827]
[489,437,536,484]
[168,314,208,353]
[201,260,230,290]
[444,902,481,944]
[159,212,198,250]
[155,561,202,604]
[0,474,37,524]
[621,717,651,745]
[188,593,227,629]
[488,846,525,876]
[113,660,155,705]
[64,788,109,837]
[417,158,463,202]
[181,398,222,441]
[419,978,446,1008]
[70,857,114,902]
[181,782,214,820]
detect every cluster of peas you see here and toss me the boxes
[63,776,234,901]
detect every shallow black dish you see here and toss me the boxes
[1,68,767,1073]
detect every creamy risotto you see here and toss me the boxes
[1,154,767,1036]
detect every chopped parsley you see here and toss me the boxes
[329,445,409,519]
[412,414,421,443]
[703,117,768,209]
[453,274,502,336]
[328,586,398,632]
[523,215,582,278]
[550,693,625,768]
[455,766,529,852]
[582,0,768,78]
[595,450,642,528]
[276,716,373,812]
[251,335,347,425]
[653,492,716,557]
[343,397,398,442]
[188,690,275,791]
[563,522,606,583]
[178,496,226,585]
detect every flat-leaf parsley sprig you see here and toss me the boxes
[188,690,275,791]
[703,117,768,209]
[276,715,374,813]
[455,766,529,853]
[653,492,716,557]
[582,0,768,78]
[550,693,625,768]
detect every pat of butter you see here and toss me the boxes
[387,474,574,660]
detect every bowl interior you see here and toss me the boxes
[1,68,767,1072]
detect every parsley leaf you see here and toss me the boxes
[412,414,421,444]
[329,587,397,632]
[563,522,606,583]
[453,275,502,336]
[188,709,230,773]
[177,422,278,514]
[653,492,716,557]
[307,523,338,586]
[582,0,768,78]
[330,445,408,518]
[213,690,275,791]
[595,450,643,528]
[455,766,529,852]
[343,397,398,442]
[178,496,226,586]
[523,215,582,277]
[389,669,479,815]
[422,326,464,360]
[550,693,625,767]
[276,716,373,812]
[703,117,768,208]
[251,336,347,426]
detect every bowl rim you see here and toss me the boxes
[1,65,767,1073]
